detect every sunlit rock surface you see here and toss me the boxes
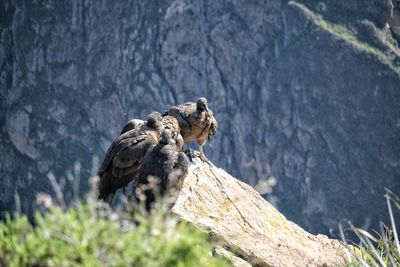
[173,158,348,267]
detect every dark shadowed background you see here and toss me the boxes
[1,0,400,237]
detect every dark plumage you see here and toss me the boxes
[163,97,218,160]
[97,112,164,204]
[121,115,179,136]
[162,115,184,151]
[120,119,145,135]
[134,129,189,211]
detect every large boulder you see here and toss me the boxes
[173,158,348,267]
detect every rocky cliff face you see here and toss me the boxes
[1,0,400,236]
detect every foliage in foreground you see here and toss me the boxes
[0,196,229,267]
[343,190,400,267]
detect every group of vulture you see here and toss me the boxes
[96,97,218,209]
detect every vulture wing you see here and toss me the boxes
[97,130,146,176]
[112,132,158,178]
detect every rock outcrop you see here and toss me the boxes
[173,158,348,267]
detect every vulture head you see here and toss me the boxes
[146,111,163,130]
[159,129,174,145]
[196,97,209,112]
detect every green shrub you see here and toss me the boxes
[0,197,230,267]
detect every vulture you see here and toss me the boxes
[163,97,218,161]
[97,112,164,204]
[134,128,189,211]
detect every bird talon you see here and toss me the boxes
[203,158,213,165]
[199,153,212,165]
